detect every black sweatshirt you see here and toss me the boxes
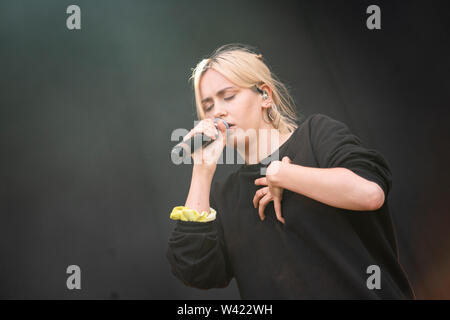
[166,113,415,299]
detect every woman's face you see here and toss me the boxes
[199,69,267,143]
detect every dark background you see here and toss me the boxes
[1,0,449,299]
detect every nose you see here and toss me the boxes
[213,104,228,119]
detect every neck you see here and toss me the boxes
[236,125,292,165]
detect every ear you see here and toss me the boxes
[259,84,273,109]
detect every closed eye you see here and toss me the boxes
[204,94,235,112]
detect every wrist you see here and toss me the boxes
[192,164,215,181]
[266,161,288,187]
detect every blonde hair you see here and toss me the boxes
[189,44,299,133]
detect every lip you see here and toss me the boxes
[222,120,234,128]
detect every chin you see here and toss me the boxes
[226,134,238,149]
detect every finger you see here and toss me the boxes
[215,120,227,145]
[273,198,285,224]
[254,177,268,186]
[204,121,217,135]
[258,194,271,221]
[216,119,227,133]
[183,128,196,141]
[204,118,215,125]
[282,156,292,164]
[186,122,213,141]
[207,121,218,132]
[253,187,268,208]
[202,119,214,130]
[206,129,217,140]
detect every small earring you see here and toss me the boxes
[263,107,275,124]
[262,91,268,100]
[268,109,274,122]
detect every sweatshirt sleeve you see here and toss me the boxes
[166,191,233,289]
[309,114,392,197]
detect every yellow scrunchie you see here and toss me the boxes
[170,206,216,222]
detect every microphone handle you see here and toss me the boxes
[172,133,215,158]
[171,119,229,159]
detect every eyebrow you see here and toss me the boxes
[201,86,236,105]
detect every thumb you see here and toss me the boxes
[216,119,227,133]
[216,120,228,144]
[282,156,292,164]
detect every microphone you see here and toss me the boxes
[171,118,229,160]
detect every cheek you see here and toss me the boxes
[231,96,258,123]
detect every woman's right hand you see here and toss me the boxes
[184,118,228,173]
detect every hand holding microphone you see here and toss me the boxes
[172,118,229,169]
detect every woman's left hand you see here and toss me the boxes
[253,156,292,224]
